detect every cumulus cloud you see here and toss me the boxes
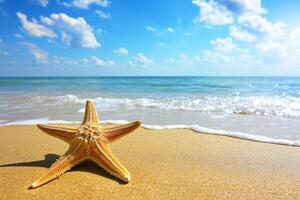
[238,14,285,38]
[256,41,288,61]
[145,25,162,36]
[19,42,48,64]
[193,0,266,25]
[146,26,176,36]
[167,27,175,32]
[201,35,260,67]
[202,49,232,63]
[229,26,256,42]
[202,48,260,67]
[91,56,115,66]
[289,27,300,50]
[255,37,300,66]
[34,0,49,7]
[95,9,111,19]
[114,47,128,55]
[96,28,106,35]
[41,13,100,48]
[180,54,202,64]
[210,37,238,53]
[192,0,284,39]
[128,53,154,67]
[62,0,109,9]
[192,0,233,25]
[135,53,153,65]
[16,12,56,38]
[145,26,156,32]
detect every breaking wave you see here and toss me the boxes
[32,94,300,118]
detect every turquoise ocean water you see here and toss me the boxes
[1,77,300,146]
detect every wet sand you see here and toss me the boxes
[0,125,299,199]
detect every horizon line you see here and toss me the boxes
[1,75,300,78]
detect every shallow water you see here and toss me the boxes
[1,76,300,145]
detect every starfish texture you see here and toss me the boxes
[30,100,141,188]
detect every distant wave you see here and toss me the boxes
[0,118,80,126]
[1,118,299,147]
[32,94,300,118]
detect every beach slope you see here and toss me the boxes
[0,125,299,199]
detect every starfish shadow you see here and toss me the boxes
[0,154,58,168]
[0,154,127,185]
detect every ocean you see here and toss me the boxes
[1,76,300,146]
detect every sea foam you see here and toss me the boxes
[32,94,300,119]
[1,119,299,147]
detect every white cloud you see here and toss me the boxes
[210,37,238,53]
[289,27,300,50]
[63,0,109,9]
[180,54,202,64]
[164,57,175,63]
[20,42,48,64]
[192,0,233,25]
[128,53,154,67]
[202,49,232,63]
[35,0,49,7]
[146,26,174,36]
[52,55,82,65]
[193,0,266,26]
[91,56,115,66]
[135,53,153,65]
[222,0,266,15]
[238,14,285,38]
[180,54,189,63]
[96,28,106,35]
[14,33,24,38]
[114,47,128,55]
[41,13,100,48]
[157,42,166,46]
[201,48,260,67]
[201,35,260,67]
[16,12,56,38]
[95,9,111,19]
[145,26,156,32]
[229,26,256,42]
[167,27,175,32]
[192,0,284,40]
[256,41,288,62]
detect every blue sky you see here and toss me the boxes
[1,0,300,76]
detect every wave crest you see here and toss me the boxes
[34,94,300,118]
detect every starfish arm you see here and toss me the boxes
[37,124,77,143]
[30,142,86,189]
[90,141,131,182]
[103,121,141,143]
[82,100,100,126]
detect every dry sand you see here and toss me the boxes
[0,125,299,200]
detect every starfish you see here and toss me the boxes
[30,100,141,188]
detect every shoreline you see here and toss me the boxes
[0,125,300,199]
[1,121,300,147]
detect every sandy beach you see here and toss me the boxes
[0,125,299,199]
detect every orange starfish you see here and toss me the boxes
[30,100,141,188]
